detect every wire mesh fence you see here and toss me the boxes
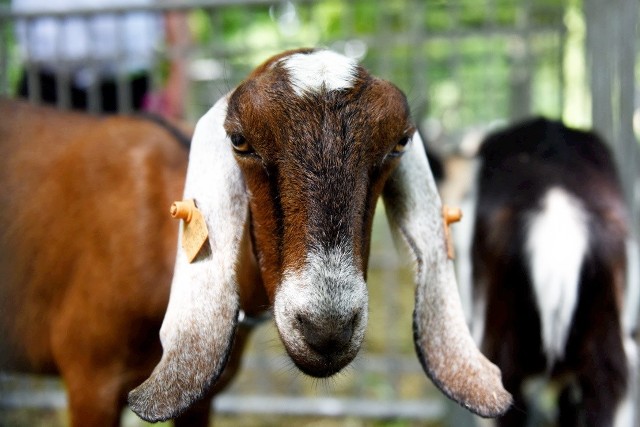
[3,0,637,425]
[0,0,567,136]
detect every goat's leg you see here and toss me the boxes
[563,270,628,426]
[559,334,628,426]
[557,383,583,427]
[56,336,160,427]
[61,368,126,427]
[51,277,165,426]
[52,326,133,427]
[574,376,622,427]
[557,378,618,427]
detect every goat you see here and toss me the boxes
[126,47,512,422]
[0,99,233,426]
[0,48,512,425]
[456,117,639,426]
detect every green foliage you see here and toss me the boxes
[2,0,571,131]
[187,0,567,129]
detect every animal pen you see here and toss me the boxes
[0,0,638,425]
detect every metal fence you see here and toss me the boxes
[2,0,638,425]
[0,0,568,132]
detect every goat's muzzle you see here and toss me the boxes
[274,255,369,378]
[288,308,364,377]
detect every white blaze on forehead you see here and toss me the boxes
[280,50,358,97]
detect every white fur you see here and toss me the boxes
[624,238,640,338]
[280,50,358,97]
[526,187,589,365]
[159,95,245,349]
[130,95,248,421]
[274,242,368,351]
[619,239,640,427]
[453,160,486,346]
[382,133,512,417]
[614,336,639,427]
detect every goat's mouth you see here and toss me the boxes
[287,344,358,378]
[276,312,366,378]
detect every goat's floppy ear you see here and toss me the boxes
[382,132,512,417]
[128,94,247,422]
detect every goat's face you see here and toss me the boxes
[224,50,413,376]
[129,49,512,423]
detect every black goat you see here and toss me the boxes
[457,117,638,426]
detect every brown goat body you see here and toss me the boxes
[0,99,251,426]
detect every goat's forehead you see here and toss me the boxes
[276,50,358,97]
[225,50,411,145]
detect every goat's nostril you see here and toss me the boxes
[337,321,354,346]
[339,312,359,344]
[296,313,356,355]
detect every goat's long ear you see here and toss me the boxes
[129,95,246,422]
[382,132,512,417]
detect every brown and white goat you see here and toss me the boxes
[0,99,244,426]
[456,117,639,426]
[127,48,512,422]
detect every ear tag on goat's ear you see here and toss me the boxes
[442,205,462,260]
[170,199,209,263]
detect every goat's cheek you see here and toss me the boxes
[243,172,284,300]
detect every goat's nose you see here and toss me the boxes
[296,313,357,355]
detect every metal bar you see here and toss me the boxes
[508,0,532,121]
[0,389,445,421]
[409,0,427,121]
[54,69,71,110]
[449,0,463,123]
[557,23,566,118]
[0,372,444,420]
[53,15,71,110]
[616,0,638,229]
[114,11,132,114]
[23,16,41,104]
[84,15,101,114]
[585,0,614,143]
[485,0,497,121]
[0,17,8,95]
[213,395,445,420]
[0,0,316,19]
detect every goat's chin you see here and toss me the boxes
[280,331,363,378]
[274,309,367,378]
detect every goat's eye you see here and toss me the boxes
[230,134,252,154]
[392,136,410,154]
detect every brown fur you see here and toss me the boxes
[0,99,250,426]
[224,56,413,299]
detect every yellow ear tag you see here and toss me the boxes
[170,199,209,263]
[442,205,462,260]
